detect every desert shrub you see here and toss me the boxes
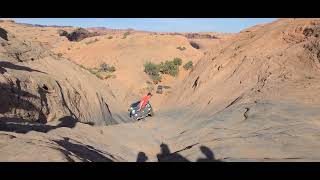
[177,46,186,51]
[99,63,116,72]
[95,71,115,79]
[83,63,116,80]
[183,61,193,70]
[159,60,179,76]
[79,64,94,72]
[95,73,104,79]
[143,58,182,83]
[85,38,99,45]
[144,62,162,84]
[122,32,130,39]
[190,41,200,49]
[79,64,86,69]
[144,62,160,76]
[88,67,99,74]
[108,36,113,39]
[150,74,161,84]
[173,57,182,66]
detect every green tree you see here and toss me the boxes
[183,61,193,70]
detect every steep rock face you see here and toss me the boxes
[0,27,52,62]
[0,26,128,126]
[151,19,320,161]
[165,19,320,115]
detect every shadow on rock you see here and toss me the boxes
[0,80,81,134]
[0,117,50,134]
[0,27,8,41]
[56,116,78,128]
[197,146,221,162]
[0,81,47,123]
[0,61,47,74]
[0,116,79,134]
[0,82,40,113]
[156,143,190,162]
[52,137,113,162]
[137,143,222,162]
[137,152,148,162]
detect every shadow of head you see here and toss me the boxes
[159,143,171,155]
[197,146,221,162]
[137,152,148,162]
[156,143,190,162]
[200,146,214,159]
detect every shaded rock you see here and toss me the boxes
[184,33,217,39]
[57,29,68,37]
[0,27,127,126]
[190,41,200,49]
[0,27,8,41]
[66,28,99,42]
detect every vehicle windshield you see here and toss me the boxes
[131,101,151,108]
[131,101,140,107]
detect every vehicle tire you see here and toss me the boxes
[149,109,154,117]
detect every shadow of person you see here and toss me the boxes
[136,152,148,162]
[156,143,190,162]
[156,143,171,161]
[197,146,221,162]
